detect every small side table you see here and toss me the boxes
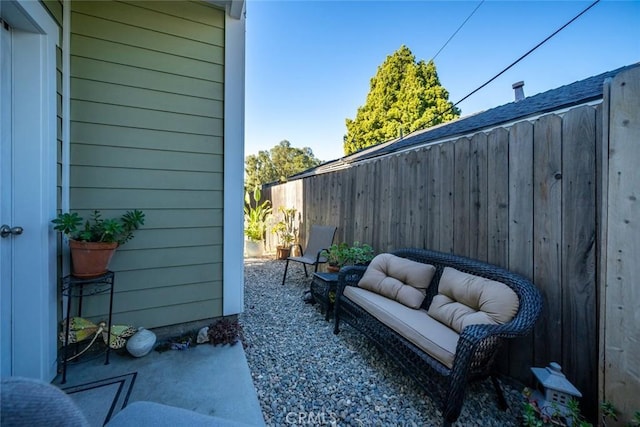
[311,272,338,321]
[60,271,115,384]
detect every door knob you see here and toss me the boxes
[0,225,23,238]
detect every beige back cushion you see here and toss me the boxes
[428,267,520,333]
[358,253,436,309]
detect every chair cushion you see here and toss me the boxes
[357,253,436,309]
[344,286,459,368]
[428,267,520,333]
[1,377,90,427]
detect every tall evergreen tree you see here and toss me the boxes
[245,140,322,191]
[344,45,460,155]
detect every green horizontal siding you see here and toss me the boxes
[71,167,222,191]
[114,300,224,330]
[71,100,223,136]
[70,0,225,328]
[116,264,223,292]
[71,122,223,154]
[119,228,223,251]
[109,246,223,272]
[72,34,223,82]
[73,209,223,229]
[79,287,223,323]
[71,12,223,63]
[41,0,63,26]
[71,57,223,100]
[70,188,222,210]
[72,1,224,45]
[71,144,222,171]
[132,1,225,27]
[71,79,223,118]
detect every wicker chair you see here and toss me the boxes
[281,225,337,286]
[333,248,543,426]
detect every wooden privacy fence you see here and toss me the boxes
[265,104,602,418]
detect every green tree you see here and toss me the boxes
[344,45,460,155]
[245,140,322,191]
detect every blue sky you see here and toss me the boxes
[245,0,639,162]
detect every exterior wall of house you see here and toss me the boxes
[69,1,226,328]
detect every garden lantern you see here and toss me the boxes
[530,362,582,421]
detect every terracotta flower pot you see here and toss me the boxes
[69,240,118,278]
[276,246,291,260]
[327,264,340,273]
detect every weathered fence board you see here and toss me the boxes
[486,127,510,373]
[508,121,535,382]
[601,66,640,426]
[470,132,489,262]
[486,128,509,269]
[532,114,563,369]
[454,138,471,256]
[439,142,455,254]
[414,148,428,249]
[562,106,598,419]
[425,145,441,251]
[377,156,392,252]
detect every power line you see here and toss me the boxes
[431,0,485,62]
[406,0,601,138]
[453,0,601,107]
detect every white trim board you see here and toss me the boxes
[223,6,246,316]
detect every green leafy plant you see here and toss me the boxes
[272,207,297,247]
[323,242,352,268]
[522,389,636,427]
[349,241,375,265]
[52,210,145,245]
[322,241,375,268]
[244,187,272,241]
[522,388,591,427]
[601,401,618,426]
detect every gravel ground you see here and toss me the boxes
[241,258,525,426]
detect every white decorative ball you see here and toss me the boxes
[126,327,156,357]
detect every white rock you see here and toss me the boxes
[126,327,156,357]
[197,326,210,344]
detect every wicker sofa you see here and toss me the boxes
[333,248,542,426]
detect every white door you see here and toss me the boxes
[0,1,59,381]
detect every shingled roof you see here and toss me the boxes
[283,62,638,182]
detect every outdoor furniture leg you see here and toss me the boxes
[303,264,308,277]
[491,375,508,410]
[281,259,290,286]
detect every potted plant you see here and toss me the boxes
[323,241,375,272]
[244,187,272,257]
[348,241,375,266]
[271,207,297,260]
[324,242,350,272]
[52,209,145,277]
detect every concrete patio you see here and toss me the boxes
[52,342,265,426]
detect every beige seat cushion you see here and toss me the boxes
[358,253,436,309]
[428,267,520,333]
[344,286,459,368]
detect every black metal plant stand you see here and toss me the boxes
[60,271,115,384]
